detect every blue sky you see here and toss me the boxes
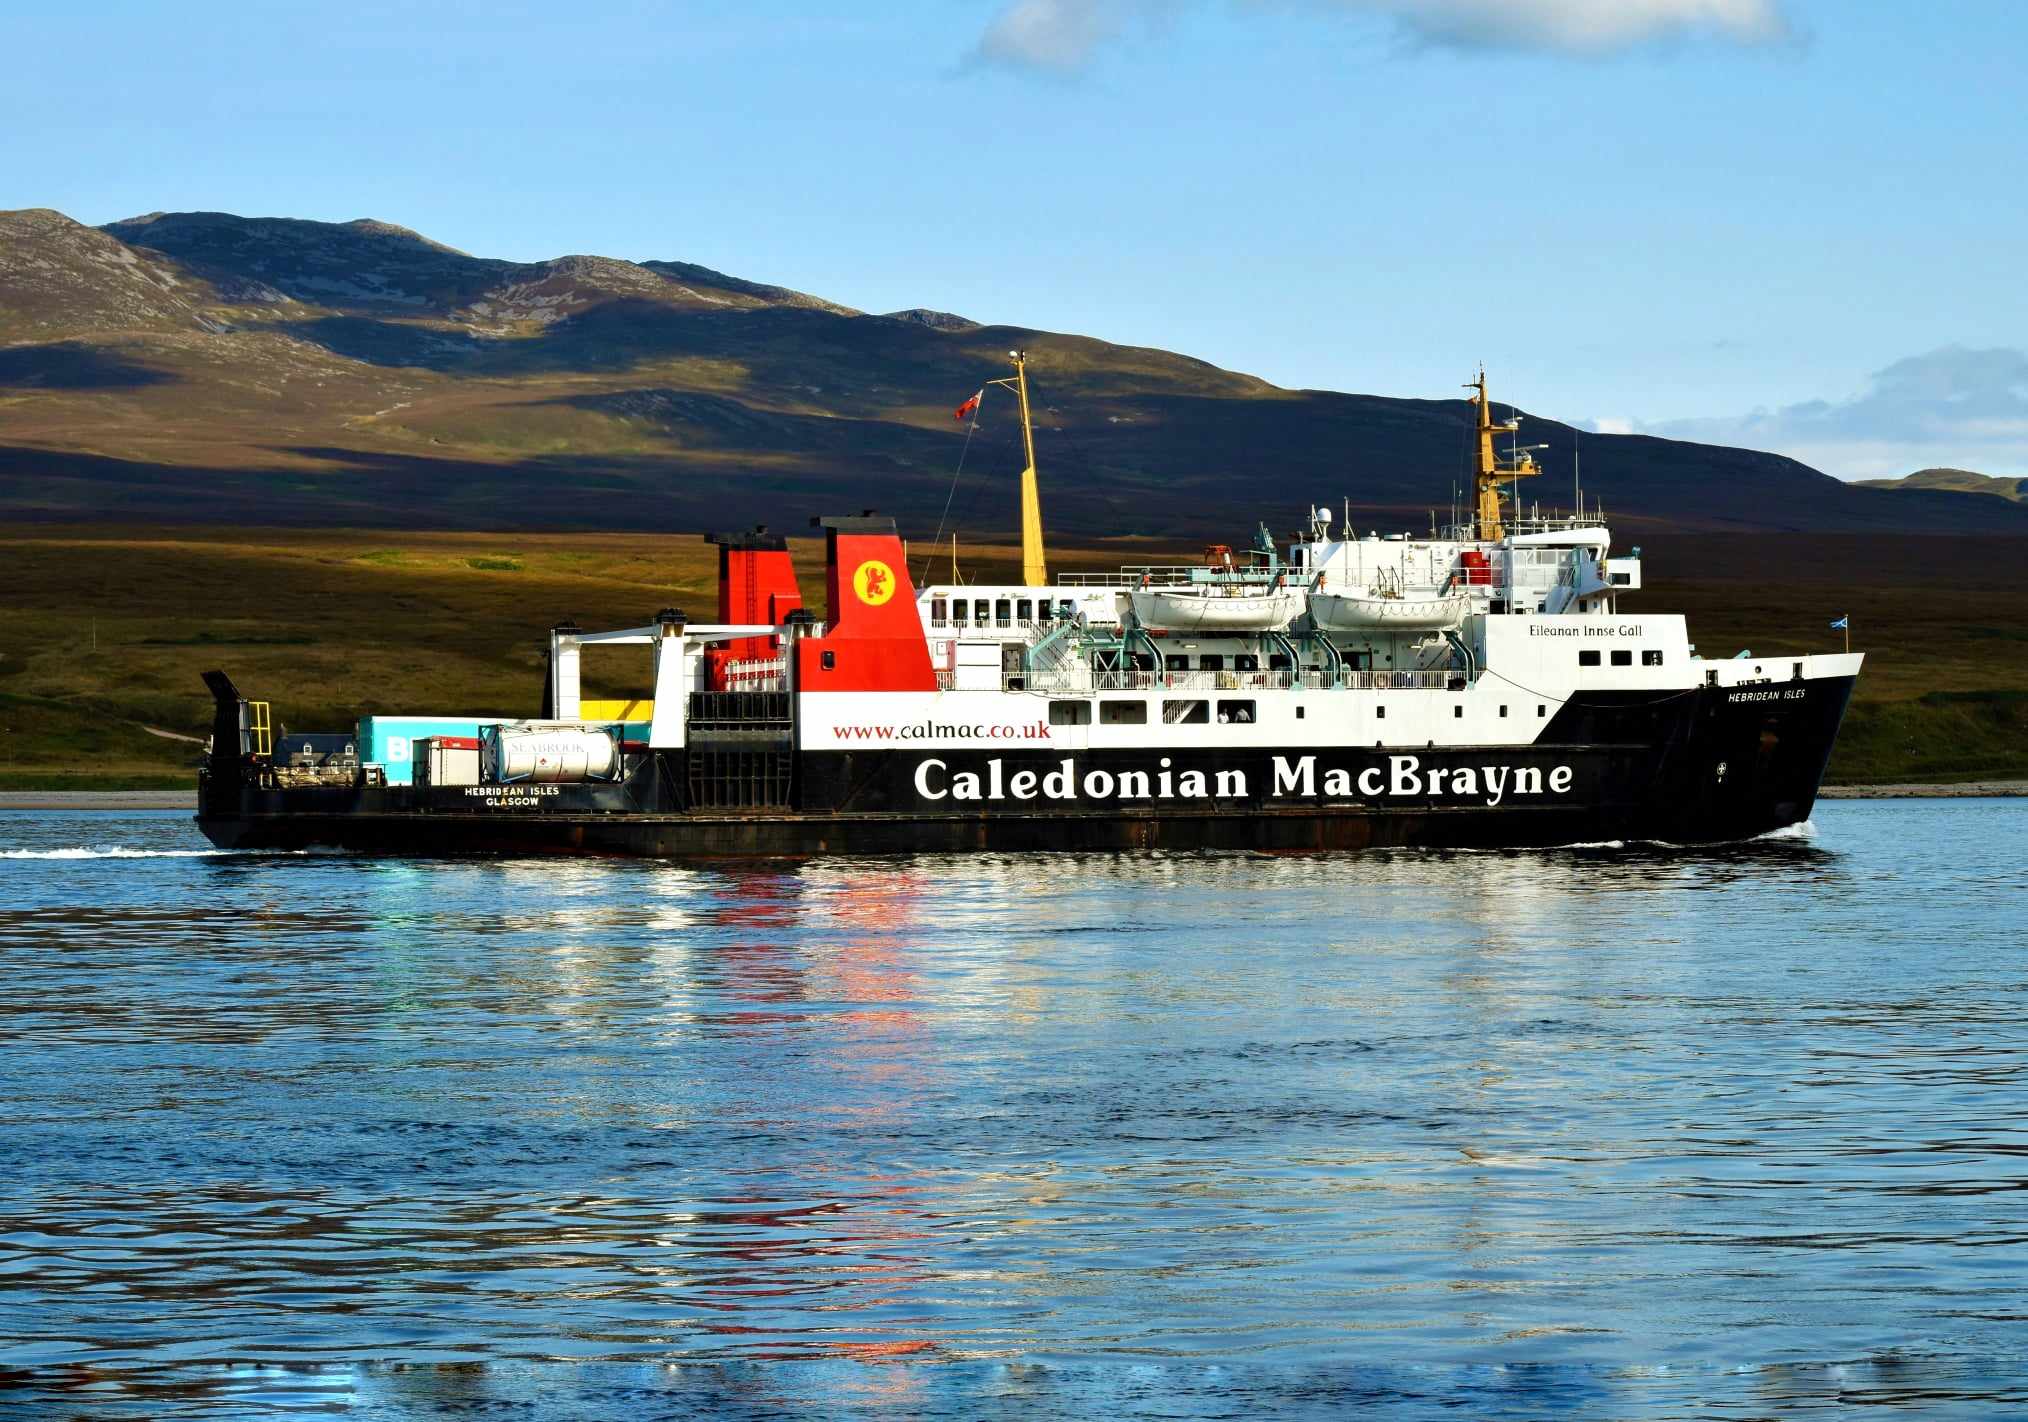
[4,0,2023,479]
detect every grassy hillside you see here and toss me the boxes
[1854,468,2027,503]
[2,527,2021,789]
[6,207,2026,540]
[1630,535,2028,784]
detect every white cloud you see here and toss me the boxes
[973,0,1134,71]
[1363,0,1792,53]
[967,0,1793,71]
[1600,347,2028,480]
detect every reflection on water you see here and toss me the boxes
[1,803,2024,1418]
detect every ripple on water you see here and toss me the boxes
[0,802,2025,1417]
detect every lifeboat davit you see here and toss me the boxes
[1308,588,1471,633]
[1129,585,1305,633]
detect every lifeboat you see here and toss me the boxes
[1308,588,1471,633]
[1127,543,1305,633]
[1129,584,1306,632]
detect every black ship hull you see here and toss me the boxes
[195,677,1856,857]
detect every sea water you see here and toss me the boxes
[0,802,2022,1419]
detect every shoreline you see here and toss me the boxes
[3,783,2025,812]
[1816,781,2028,799]
[0,791,198,810]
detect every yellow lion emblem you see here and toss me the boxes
[853,559,896,607]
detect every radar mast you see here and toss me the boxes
[987,351,1048,586]
[1467,369,1539,541]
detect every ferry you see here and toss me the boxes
[195,360,1861,854]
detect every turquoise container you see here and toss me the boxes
[358,716,505,785]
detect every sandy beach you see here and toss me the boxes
[0,791,197,811]
[1817,781,2028,799]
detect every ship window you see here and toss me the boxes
[1706,669,1719,687]
[1163,699,1210,724]
[1199,654,1225,671]
[1611,649,1633,667]
[1049,700,1092,726]
[1100,699,1147,725]
[1059,599,1076,618]
[1017,599,1034,622]
[1376,705,1386,719]
[995,599,1012,627]
[1296,706,1306,720]
[1611,572,1632,586]
[1132,653,1157,671]
[1500,704,1508,718]
[973,599,990,624]
[1453,705,1463,719]
[930,597,948,627]
[1538,704,1547,717]
[821,650,836,670]
[951,601,969,626]
[1579,650,1601,667]
[1234,654,1259,672]
[1643,650,1664,666]
[1165,653,1189,671]
[1217,699,1255,724]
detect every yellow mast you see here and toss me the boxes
[1467,368,1539,542]
[987,351,1048,586]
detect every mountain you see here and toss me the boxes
[1855,468,2027,503]
[2,207,2021,539]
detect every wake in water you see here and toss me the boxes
[0,846,302,860]
[1361,818,1823,856]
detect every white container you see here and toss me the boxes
[486,726,620,784]
[418,738,481,788]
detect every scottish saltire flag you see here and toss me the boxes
[1829,616,1849,630]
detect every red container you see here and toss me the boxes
[1460,550,1492,585]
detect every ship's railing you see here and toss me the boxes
[1058,565,1199,587]
[1015,667,1462,694]
[1507,514,1609,534]
[1057,565,1280,589]
[1021,668,1315,693]
[1342,669,1457,690]
[1441,513,1609,541]
[723,656,787,692]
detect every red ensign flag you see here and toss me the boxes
[954,390,982,422]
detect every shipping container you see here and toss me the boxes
[479,723,624,784]
[415,736,482,788]
[357,716,504,786]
